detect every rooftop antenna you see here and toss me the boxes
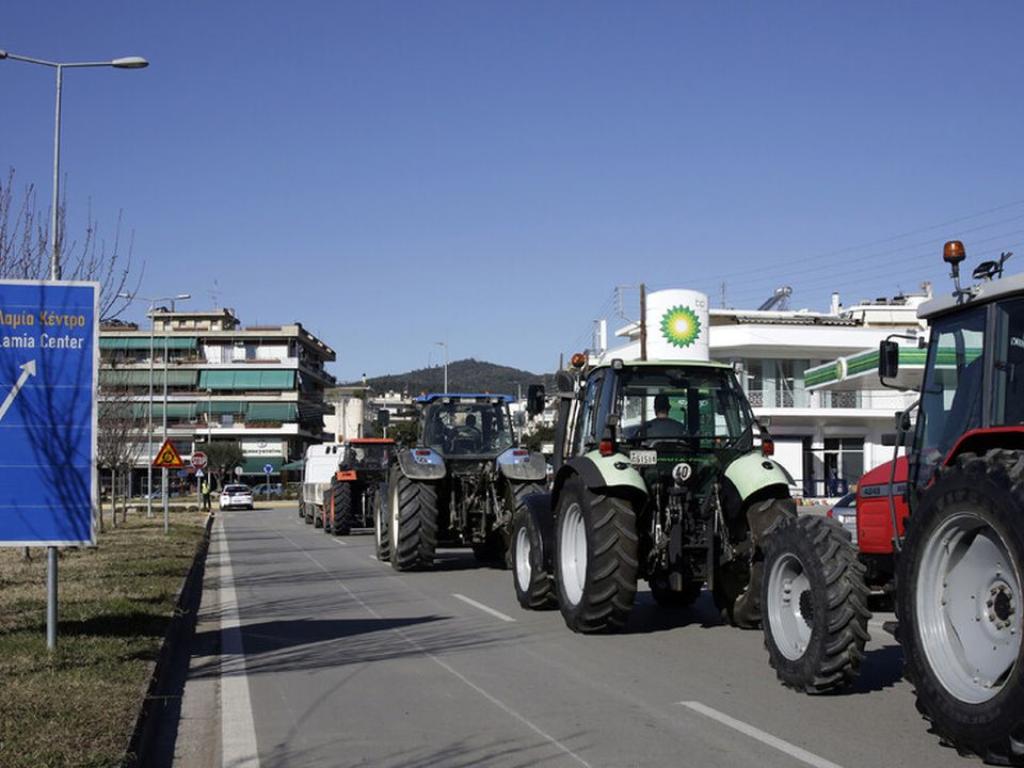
[207,278,222,308]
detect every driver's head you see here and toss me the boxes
[654,394,671,418]
[465,414,477,428]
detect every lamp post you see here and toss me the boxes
[118,292,190,532]
[0,50,148,280]
[435,341,448,394]
[2,47,147,653]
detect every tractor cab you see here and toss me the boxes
[881,241,1024,501]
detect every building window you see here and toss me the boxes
[746,359,809,408]
[823,437,863,496]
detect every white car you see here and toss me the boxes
[219,484,254,510]
[828,492,857,545]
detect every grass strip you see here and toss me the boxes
[0,512,207,768]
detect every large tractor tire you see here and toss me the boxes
[373,484,391,562]
[896,450,1024,765]
[554,476,638,633]
[761,514,870,693]
[511,507,557,610]
[332,482,355,536]
[649,572,704,609]
[390,474,439,571]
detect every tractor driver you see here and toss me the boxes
[644,393,688,439]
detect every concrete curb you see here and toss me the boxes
[124,511,215,768]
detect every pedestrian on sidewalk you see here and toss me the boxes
[201,479,212,511]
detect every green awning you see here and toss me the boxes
[199,370,296,390]
[280,459,305,470]
[100,336,197,350]
[100,369,198,387]
[246,402,298,420]
[240,456,286,474]
[130,402,196,419]
[199,400,246,415]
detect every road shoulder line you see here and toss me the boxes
[218,518,262,768]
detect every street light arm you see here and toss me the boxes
[0,51,149,69]
[0,51,59,67]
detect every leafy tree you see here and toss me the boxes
[203,441,244,487]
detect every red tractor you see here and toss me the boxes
[851,456,908,591]
[878,240,1022,764]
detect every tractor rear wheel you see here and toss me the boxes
[390,474,439,571]
[761,514,870,693]
[511,506,556,610]
[332,482,355,536]
[897,450,1024,764]
[554,476,638,633]
[373,483,391,562]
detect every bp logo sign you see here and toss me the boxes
[660,305,702,348]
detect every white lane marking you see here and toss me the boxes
[274,530,588,767]
[452,593,517,623]
[679,701,844,768]
[368,554,378,561]
[331,538,349,547]
[218,520,262,768]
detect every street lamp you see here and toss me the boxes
[3,46,147,653]
[118,291,190,532]
[0,49,148,280]
[435,341,448,394]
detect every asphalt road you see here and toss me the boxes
[166,505,967,768]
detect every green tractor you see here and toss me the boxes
[513,289,870,693]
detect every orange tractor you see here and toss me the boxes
[323,438,396,536]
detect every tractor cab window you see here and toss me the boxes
[915,307,987,488]
[993,298,1024,427]
[617,367,754,450]
[422,400,514,456]
[573,371,605,455]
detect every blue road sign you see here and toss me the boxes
[263,463,274,475]
[0,280,99,546]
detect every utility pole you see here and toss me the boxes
[639,283,648,361]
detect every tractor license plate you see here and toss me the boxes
[629,450,657,466]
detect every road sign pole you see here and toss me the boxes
[47,546,58,650]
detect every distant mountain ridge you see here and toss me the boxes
[347,358,552,397]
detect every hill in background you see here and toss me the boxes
[348,358,553,397]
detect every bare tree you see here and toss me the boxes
[96,385,144,531]
[0,167,143,320]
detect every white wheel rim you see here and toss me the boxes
[917,511,1021,704]
[515,525,532,593]
[375,495,383,547]
[390,483,400,555]
[767,552,813,661]
[559,502,587,606]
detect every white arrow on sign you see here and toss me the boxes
[0,360,37,423]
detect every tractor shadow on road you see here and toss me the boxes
[189,613,521,680]
[623,591,725,634]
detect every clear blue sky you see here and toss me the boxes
[4,2,1024,380]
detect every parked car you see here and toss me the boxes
[251,482,284,498]
[827,491,857,544]
[220,484,254,510]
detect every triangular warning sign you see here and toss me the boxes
[152,439,185,468]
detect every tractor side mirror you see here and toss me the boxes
[879,340,900,381]
[376,409,390,427]
[881,432,913,447]
[526,384,546,416]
